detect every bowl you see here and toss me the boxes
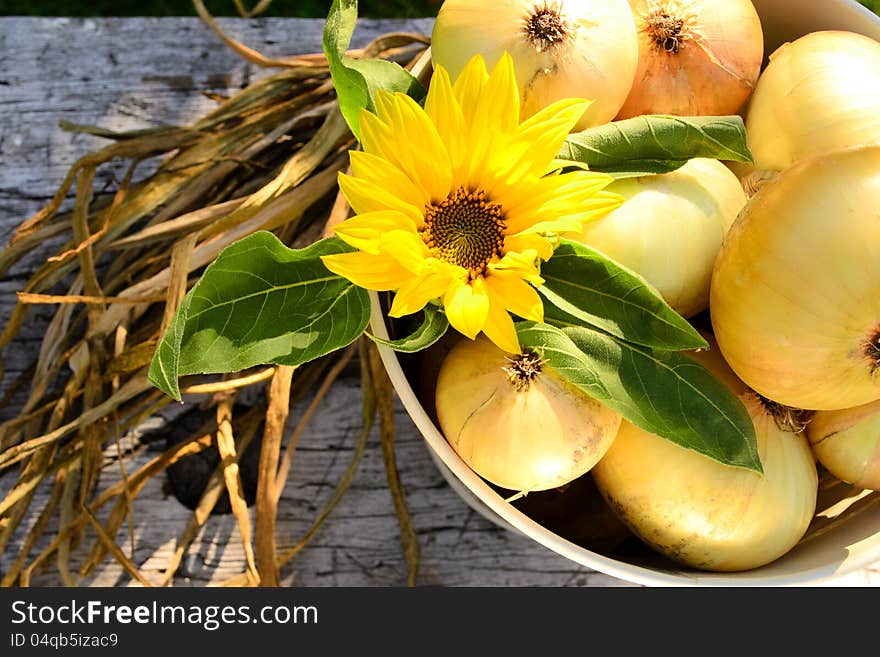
[369,0,880,586]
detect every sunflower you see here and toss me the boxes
[321,52,622,353]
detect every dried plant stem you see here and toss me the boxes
[180,368,277,395]
[274,342,357,496]
[109,198,245,250]
[0,348,89,550]
[82,505,155,587]
[322,167,353,238]
[192,0,307,69]
[16,293,169,305]
[255,366,294,587]
[57,460,82,586]
[161,234,198,336]
[14,435,215,587]
[160,405,265,586]
[0,476,64,587]
[215,394,260,586]
[7,127,199,249]
[367,342,420,586]
[0,374,153,473]
[217,339,377,587]
[1,27,431,587]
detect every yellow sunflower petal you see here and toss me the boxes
[348,150,428,211]
[452,54,489,128]
[358,110,414,186]
[424,64,467,174]
[337,172,423,224]
[504,172,619,234]
[443,277,490,340]
[391,92,453,200]
[502,233,554,262]
[485,273,544,323]
[476,53,520,137]
[372,88,398,125]
[490,250,544,286]
[462,53,521,184]
[481,297,521,355]
[362,93,452,202]
[388,262,461,318]
[321,251,409,292]
[514,98,592,170]
[378,229,432,273]
[333,211,417,254]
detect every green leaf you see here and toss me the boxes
[540,239,707,351]
[323,0,426,140]
[516,321,762,473]
[148,232,370,401]
[367,303,449,353]
[559,115,753,178]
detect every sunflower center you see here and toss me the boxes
[421,187,506,277]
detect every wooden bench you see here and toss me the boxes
[1,16,877,587]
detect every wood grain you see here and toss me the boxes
[1,17,878,588]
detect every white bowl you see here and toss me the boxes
[369,0,880,586]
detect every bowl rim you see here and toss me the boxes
[368,297,880,587]
[364,0,880,586]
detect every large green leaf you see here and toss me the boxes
[148,232,370,401]
[323,0,425,140]
[367,303,449,353]
[559,115,753,178]
[516,321,761,473]
[539,239,706,351]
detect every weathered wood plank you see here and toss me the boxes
[0,16,634,588]
[1,17,878,589]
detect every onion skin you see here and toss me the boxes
[434,336,622,492]
[567,158,746,318]
[430,0,639,129]
[808,400,880,491]
[592,342,818,572]
[710,145,880,411]
[745,31,880,171]
[617,0,763,119]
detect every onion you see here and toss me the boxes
[745,30,880,172]
[592,337,818,572]
[617,0,763,119]
[434,335,622,492]
[710,145,880,411]
[430,0,639,129]
[808,400,880,491]
[567,157,746,318]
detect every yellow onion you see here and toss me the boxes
[710,145,880,411]
[617,0,763,119]
[745,30,880,172]
[592,338,818,572]
[567,158,746,318]
[808,400,880,491]
[434,335,622,492]
[430,0,639,129]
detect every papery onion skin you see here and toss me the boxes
[710,145,880,411]
[592,340,818,572]
[745,30,880,172]
[617,0,763,119]
[567,158,746,318]
[808,400,880,491]
[434,335,622,492]
[430,0,639,129]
